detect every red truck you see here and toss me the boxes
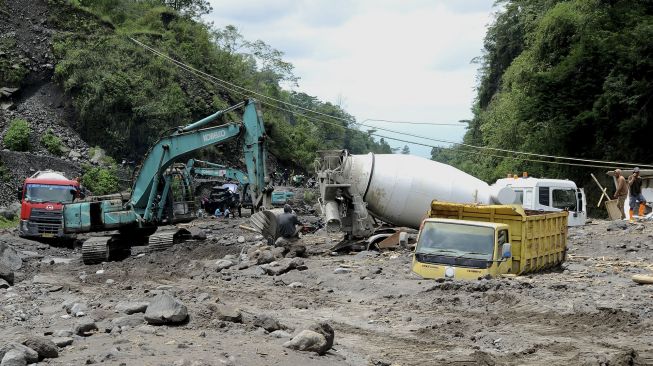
[18,171,81,239]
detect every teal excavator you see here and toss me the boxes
[63,99,273,264]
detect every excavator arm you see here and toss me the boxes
[128,99,271,220]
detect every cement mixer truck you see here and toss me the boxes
[314,150,516,239]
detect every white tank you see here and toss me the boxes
[341,153,514,228]
[32,171,68,180]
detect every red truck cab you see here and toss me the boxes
[18,171,81,239]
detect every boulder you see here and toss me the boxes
[144,294,188,325]
[0,243,22,271]
[255,250,275,265]
[0,343,38,364]
[214,260,234,272]
[188,227,206,240]
[283,330,329,355]
[51,337,73,348]
[22,336,58,359]
[0,279,9,289]
[252,314,282,332]
[111,313,144,328]
[215,305,242,323]
[0,263,13,285]
[1,349,26,366]
[607,221,628,231]
[115,301,149,315]
[74,321,98,336]
[309,322,335,351]
[260,258,306,276]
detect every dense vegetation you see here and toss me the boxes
[433,0,653,198]
[41,129,63,156]
[3,118,30,151]
[50,0,391,171]
[81,165,120,195]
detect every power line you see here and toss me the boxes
[360,119,467,126]
[128,37,653,169]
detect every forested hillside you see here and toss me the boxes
[433,0,653,188]
[45,0,391,169]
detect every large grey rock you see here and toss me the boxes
[255,250,275,265]
[111,313,144,328]
[260,258,306,276]
[0,343,38,364]
[252,314,282,332]
[214,260,234,272]
[309,322,334,351]
[1,349,26,366]
[51,337,73,347]
[215,305,242,323]
[0,242,22,271]
[0,279,9,289]
[188,227,206,240]
[115,301,149,315]
[144,294,188,325]
[0,208,15,221]
[22,336,58,359]
[74,321,98,336]
[283,330,329,355]
[607,221,628,231]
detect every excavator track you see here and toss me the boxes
[82,236,112,265]
[148,230,176,252]
[147,228,191,252]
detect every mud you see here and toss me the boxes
[0,216,652,365]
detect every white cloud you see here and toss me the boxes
[205,0,495,157]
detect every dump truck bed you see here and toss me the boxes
[428,201,568,275]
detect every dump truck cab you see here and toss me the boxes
[412,218,513,280]
[412,201,567,280]
[19,171,81,239]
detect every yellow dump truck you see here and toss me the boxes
[412,201,568,280]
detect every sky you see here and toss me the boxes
[204,0,497,157]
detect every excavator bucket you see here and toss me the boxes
[249,208,285,243]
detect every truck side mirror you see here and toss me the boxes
[501,243,512,259]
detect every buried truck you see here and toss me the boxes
[412,201,567,280]
[19,170,81,239]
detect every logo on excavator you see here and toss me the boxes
[202,130,226,142]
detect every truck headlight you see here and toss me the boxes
[445,267,454,278]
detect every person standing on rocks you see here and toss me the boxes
[275,204,302,246]
[628,167,647,221]
[613,169,628,220]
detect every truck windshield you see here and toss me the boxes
[416,221,495,260]
[24,184,75,203]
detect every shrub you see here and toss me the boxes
[3,118,30,151]
[81,166,119,195]
[41,129,63,155]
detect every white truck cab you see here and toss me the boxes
[493,176,587,226]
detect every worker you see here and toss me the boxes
[275,204,302,246]
[627,167,646,221]
[213,207,222,218]
[613,169,628,220]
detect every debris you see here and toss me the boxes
[144,294,188,325]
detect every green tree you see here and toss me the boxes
[41,129,63,156]
[81,166,119,195]
[401,145,410,154]
[3,118,30,151]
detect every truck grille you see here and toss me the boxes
[30,209,62,235]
